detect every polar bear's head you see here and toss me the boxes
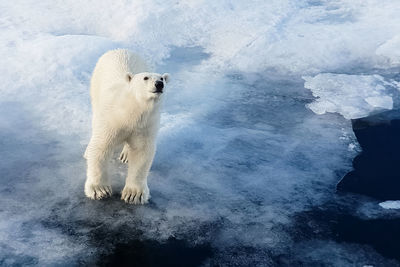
[126,72,170,101]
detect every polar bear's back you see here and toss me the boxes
[90,49,149,107]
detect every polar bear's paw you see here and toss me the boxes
[121,184,150,204]
[85,183,112,200]
[119,148,129,163]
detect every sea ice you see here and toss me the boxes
[379,201,400,210]
[303,73,398,119]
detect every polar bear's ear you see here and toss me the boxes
[125,73,134,83]
[162,73,170,83]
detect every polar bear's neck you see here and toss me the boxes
[127,96,161,129]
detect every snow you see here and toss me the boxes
[0,0,399,265]
[379,201,400,210]
[376,35,400,67]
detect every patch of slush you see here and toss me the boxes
[379,201,400,210]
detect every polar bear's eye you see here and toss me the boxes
[144,77,149,80]
[160,77,163,81]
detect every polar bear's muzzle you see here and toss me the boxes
[154,81,164,93]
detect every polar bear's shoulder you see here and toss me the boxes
[90,49,150,100]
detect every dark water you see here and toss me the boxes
[338,109,400,200]
[97,238,213,267]
[284,110,400,265]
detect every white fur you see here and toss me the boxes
[84,49,169,204]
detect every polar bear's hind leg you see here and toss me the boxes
[85,135,114,200]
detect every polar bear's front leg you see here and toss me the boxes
[85,136,113,200]
[119,143,130,163]
[121,141,155,204]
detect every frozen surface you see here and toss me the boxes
[304,73,399,119]
[1,0,400,265]
[380,201,400,210]
[376,35,400,67]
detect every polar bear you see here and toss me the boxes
[84,49,169,204]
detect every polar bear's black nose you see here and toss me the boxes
[155,81,164,92]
